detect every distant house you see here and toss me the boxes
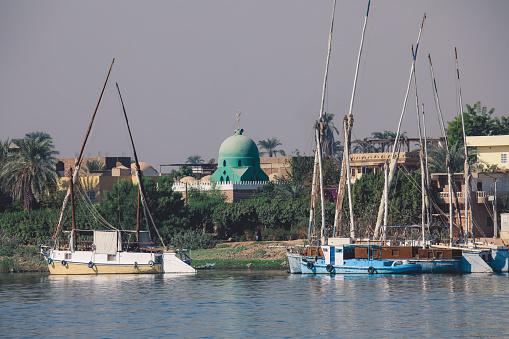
[56,157,159,202]
[466,135,509,169]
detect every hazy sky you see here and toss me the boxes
[1,1,508,169]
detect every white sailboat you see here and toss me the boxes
[40,59,195,275]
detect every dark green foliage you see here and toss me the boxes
[187,186,226,231]
[168,229,218,250]
[446,101,508,147]
[335,170,422,237]
[0,136,59,211]
[213,201,258,234]
[99,180,139,228]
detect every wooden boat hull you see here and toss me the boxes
[48,260,162,275]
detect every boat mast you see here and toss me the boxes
[411,45,426,248]
[116,83,167,249]
[53,58,115,242]
[428,54,462,242]
[343,119,355,239]
[374,14,426,239]
[422,103,433,240]
[308,0,336,246]
[455,47,470,242]
[333,0,371,238]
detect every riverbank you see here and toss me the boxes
[1,240,306,273]
[190,240,305,269]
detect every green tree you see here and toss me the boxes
[187,186,226,232]
[0,137,59,211]
[427,142,470,173]
[25,131,53,143]
[85,159,106,172]
[316,113,339,157]
[446,101,499,146]
[258,137,284,157]
[186,155,204,164]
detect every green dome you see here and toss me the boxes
[218,129,259,158]
[210,128,269,183]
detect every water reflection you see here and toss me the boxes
[0,272,508,338]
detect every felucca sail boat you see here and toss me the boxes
[40,59,195,274]
[286,1,422,274]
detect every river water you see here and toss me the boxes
[0,271,508,338]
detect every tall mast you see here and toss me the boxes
[411,45,426,248]
[428,54,462,242]
[455,47,470,242]
[53,58,115,242]
[374,14,426,239]
[333,0,371,238]
[344,119,355,239]
[308,0,336,246]
[422,103,432,240]
[116,83,166,249]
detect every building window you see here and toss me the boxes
[86,191,95,201]
[501,153,507,166]
[477,182,483,191]
[238,160,242,166]
[223,160,226,167]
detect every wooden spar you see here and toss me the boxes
[422,103,433,239]
[455,47,470,240]
[374,14,426,239]
[428,53,462,242]
[53,58,115,241]
[69,167,76,250]
[333,0,370,238]
[316,125,326,246]
[344,119,355,239]
[115,82,166,249]
[308,0,336,246]
[411,44,426,248]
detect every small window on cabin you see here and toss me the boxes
[107,254,116,261]
[501,153,507,165]
[323,248,328,252]
[336,249,342,253]
[428,252,433,259]
[437,252,443,259]
[392,250,399,256]
[238,160,242,166]
[223,160,226,167]
[65,253,71,260]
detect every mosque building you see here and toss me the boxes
[210,128,269,183]
[172,128,272,202]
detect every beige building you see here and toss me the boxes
[57,158,159,202]
[466,135,509,169]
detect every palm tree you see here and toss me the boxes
[186,155,205,164]
[258,137,284,157]
[85,159,106,172]
[427,142,475,173]
[317,113,339,157]
[0,137,59,211]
